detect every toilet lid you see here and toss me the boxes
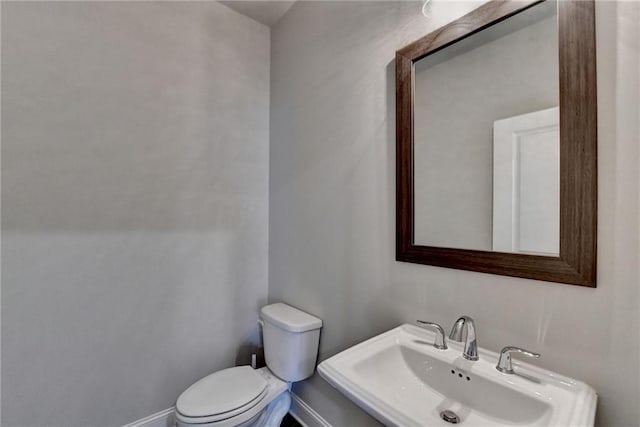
[176,366,268,418]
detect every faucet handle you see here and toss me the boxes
[496,346,541,374]
[416,320,448,350]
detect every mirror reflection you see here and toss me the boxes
[413,1,559,255]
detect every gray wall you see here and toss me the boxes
[1,2,269,426]
[413,9,558,250]
[270,2,639,426]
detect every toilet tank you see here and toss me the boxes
[260,303,322,382]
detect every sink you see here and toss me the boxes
[318,324,596,426]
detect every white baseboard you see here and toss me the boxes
[289,393,331,427]
[121,393,329,427]
[122,407,175,427]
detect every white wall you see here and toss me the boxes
[1,2,269,426]
[270,1,639,426]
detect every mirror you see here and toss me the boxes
[414,1,558,255]
[396,0,597,286]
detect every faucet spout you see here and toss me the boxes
[449,316,478,361]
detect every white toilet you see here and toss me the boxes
[175,303,322,427]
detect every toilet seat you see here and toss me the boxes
[176,366,267,422]
[175,367,288,426]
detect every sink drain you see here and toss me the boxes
[440,410,460,424]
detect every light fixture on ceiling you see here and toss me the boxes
[422,0,432,18]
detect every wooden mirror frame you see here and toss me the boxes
[396,0,597,287]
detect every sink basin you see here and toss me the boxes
[318,324,596,426]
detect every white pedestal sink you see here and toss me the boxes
[318,324,596,426]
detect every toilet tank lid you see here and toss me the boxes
[261,303,322,333]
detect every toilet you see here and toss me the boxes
[175,303,322,427]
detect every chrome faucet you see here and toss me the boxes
[449,316,478,361]
[496,346,540,374]
[416,320,447,350]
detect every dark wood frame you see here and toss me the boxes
[396,0,597,287]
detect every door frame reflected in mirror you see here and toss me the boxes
[395,0,597,287]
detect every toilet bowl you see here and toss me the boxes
[175,303,322,427]
[175,367,288,427]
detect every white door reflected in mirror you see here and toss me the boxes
[492,107,559,256]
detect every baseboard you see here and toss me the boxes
[122,407,175,427]
[121,394,329,427]
[289,393,331,427]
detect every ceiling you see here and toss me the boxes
[220,1,296,27]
